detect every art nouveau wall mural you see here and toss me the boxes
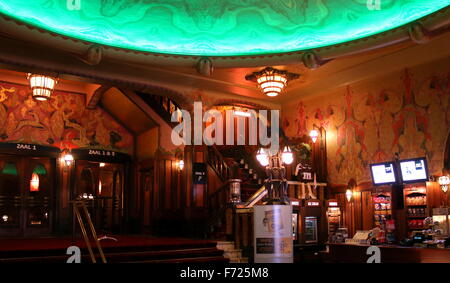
[0,82,133,154]
[283,60,450,186]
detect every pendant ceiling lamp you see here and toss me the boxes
[27,73,58,101]
[246,67,299,97]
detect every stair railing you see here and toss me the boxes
[207,146,230,182]
[71,200,107,263]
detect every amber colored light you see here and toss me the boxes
[256,73,288,97]
[27,73,57,101]
[30,173,40,192]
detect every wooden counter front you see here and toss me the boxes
[322,243,450,263]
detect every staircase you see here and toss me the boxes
[0,237,229,263]
[216,241,248,263]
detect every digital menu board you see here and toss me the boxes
[370,162,397,185]
[399,158,428,183]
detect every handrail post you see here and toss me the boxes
[228,179,242,204]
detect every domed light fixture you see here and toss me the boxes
[256,148,269,167]
[438,175,449,193]
[245,67,299,97]
[27,73,58,101]
[281,146,294,165]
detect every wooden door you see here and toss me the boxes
[0,155,54,237]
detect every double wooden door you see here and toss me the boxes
[74,160,124,234]
[0,155,55,237]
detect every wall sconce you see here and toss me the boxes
[61,150,74,167]
[178,160,184,171]
[27,73,58,101]
[99,162,106,168]
[309,130,319,143]
[438,175,449,193]
[346,189,353,202]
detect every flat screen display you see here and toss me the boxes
[399,158,428,183]
[370,162,397,185]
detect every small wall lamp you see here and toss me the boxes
[178,160,184,171]
[309,130,319,144]
[438,175,449,193]
[346,189,353,202]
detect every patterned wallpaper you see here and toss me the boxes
[282,60,450,185]
[0,81,133,154]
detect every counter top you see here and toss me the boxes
[322,243,450,263]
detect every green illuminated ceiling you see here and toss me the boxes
[0,0,449,56]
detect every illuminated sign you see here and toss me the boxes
[307,201,320,207]
[328,201,338,207]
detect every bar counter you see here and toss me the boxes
[321,243,450,263]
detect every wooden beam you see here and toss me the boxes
[86,85,109,109]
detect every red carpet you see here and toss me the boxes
[0,235,216,252]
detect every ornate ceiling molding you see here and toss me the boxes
[0,5,449,68]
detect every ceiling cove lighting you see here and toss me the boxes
[246,67,299,97]
[1,1,448,56]
[27,73,58,101]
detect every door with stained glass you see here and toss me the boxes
[0,155,54,237]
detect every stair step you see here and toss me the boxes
[0,249,226,263]
[128,256,229,263]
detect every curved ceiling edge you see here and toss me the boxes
[0,6,449,68]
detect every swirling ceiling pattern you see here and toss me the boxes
[0,0,449,56]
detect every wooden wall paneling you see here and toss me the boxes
[353,191,362,232]
[427,181,446,208]
[361,191,374,230]
[165,160,171,210]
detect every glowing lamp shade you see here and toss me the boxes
[256,148,269,167]
[281,146,294,165]
[438,175,450,193]
[346,189,353,202]
[98,180,102,195]
[178,160,184,171]
[310,130,319,143]
[64,153,74,167]
[99,163,106,167]
[27,73,57,101]
[30,173,40,192]
[246,67,299,98]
